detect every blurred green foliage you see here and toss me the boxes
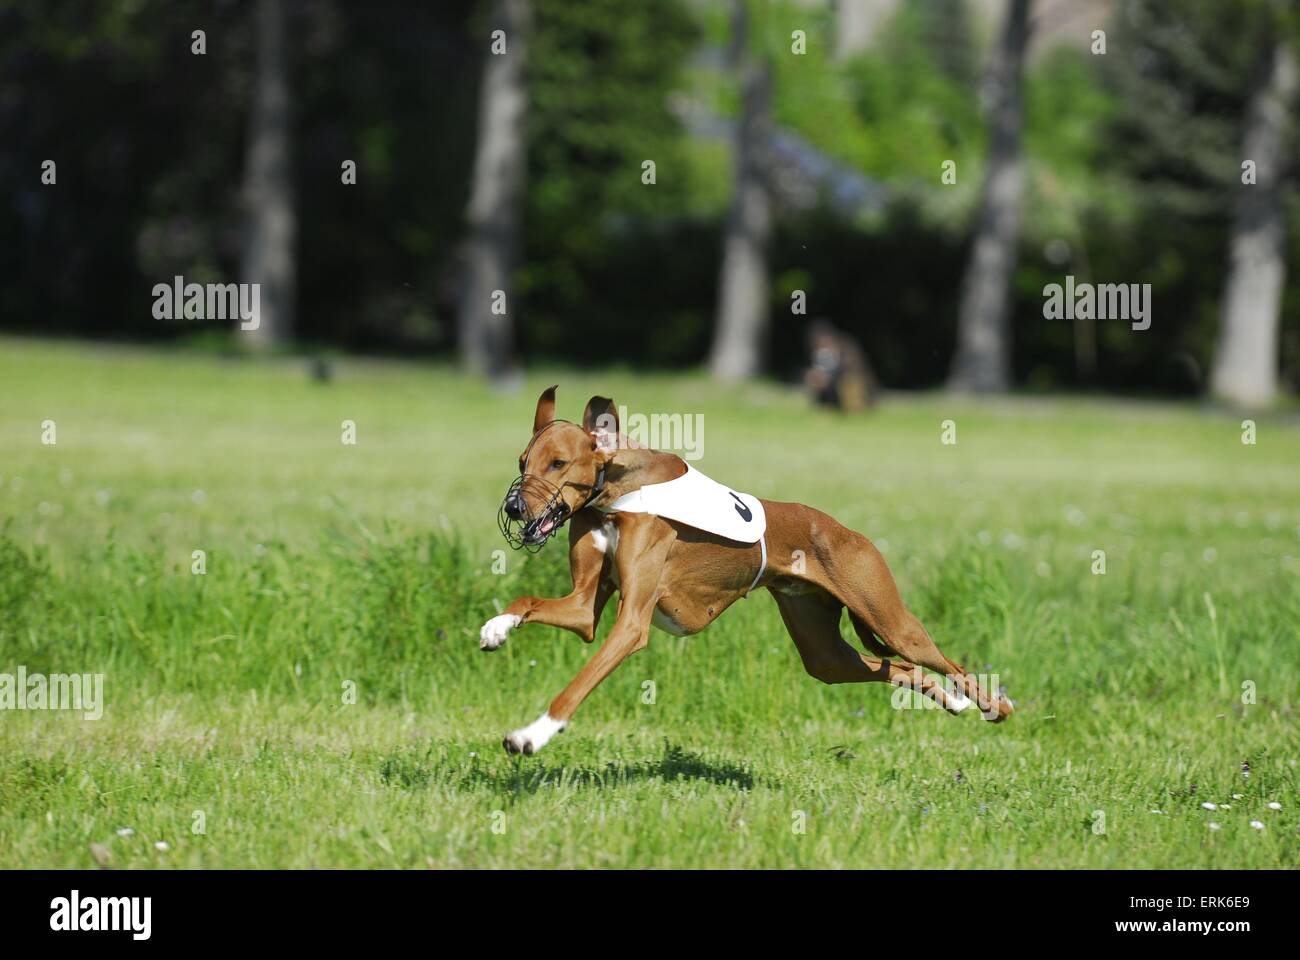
[520,0,701,361]
[1,0,1297,393]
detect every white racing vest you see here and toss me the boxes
[597,464,766,544]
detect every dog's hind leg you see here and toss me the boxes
[846,611,897,659]
[772,591,969,714]
[847,606,1010,722]
[804,525,1012,721]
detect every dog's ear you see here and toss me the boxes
[533,384,559,435]
[582,395,618,458]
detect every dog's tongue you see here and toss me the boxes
[538,518,556,535]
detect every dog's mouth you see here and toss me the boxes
[522,502,570,545]
[498,474,573,552]
[498,463,606,551]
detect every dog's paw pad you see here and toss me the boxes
[479,613,520,651]
[502,733,534,755]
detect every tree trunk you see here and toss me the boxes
[240,0,295,349]
[709,2,773,383]
[458,0,530,381]
[946,0,1031,393]
[834,0,893,61]
[1210,38,1299,408]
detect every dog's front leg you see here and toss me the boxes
[503,516,673,755]
[479,514,613,651]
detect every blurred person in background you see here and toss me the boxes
[803,317,876,412]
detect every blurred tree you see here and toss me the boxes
[947,0,1031,393]
[834,0,891,62]
[708,0,774,383]
[294,2,478,353]
[6,0,1296,400]
[0,1,247,339]
[1211,21,1299,407]
[1102,0,1299,398]
[458,0,529,381]
[240,0,296,348]
[828,0,983,178]
[517,0,698,363]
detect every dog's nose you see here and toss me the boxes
[504,493,526,520]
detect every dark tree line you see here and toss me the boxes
[2,0,1297,406]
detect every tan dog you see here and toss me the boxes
[482,386,1012,754]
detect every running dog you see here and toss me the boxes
[482,386,1012,754]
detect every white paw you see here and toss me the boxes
[502,714,566,755]
[946,689,972,713]
[479,613,520,651]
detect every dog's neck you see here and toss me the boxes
[587,448,686,510]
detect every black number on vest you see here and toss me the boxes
[729,492,752,522]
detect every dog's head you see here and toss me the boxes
[498,385,618,550]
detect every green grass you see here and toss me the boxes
[1,336,1297,868]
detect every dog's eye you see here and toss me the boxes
[518,460,526,475]
[550,459,567,470]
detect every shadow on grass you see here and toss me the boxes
[380,740,754,797]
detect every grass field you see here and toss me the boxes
[1,336,1297,868]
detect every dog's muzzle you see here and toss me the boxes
[498,474,572,551]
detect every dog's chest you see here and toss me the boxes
[588,518,697,637]
[590,518,619,562]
